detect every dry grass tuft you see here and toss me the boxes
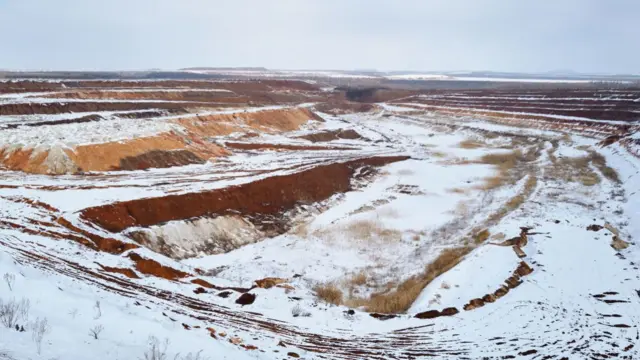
[349,271,368,287]
[488,175,537,224]
[458,139,485,149]
[447,187,468,195]
[342,246,472,314]
[343,220,402,244]
[473,229,491,244]
[311,219,402,245]
[314,282,343,305]
[476,148,537,190]
[545,150,617,186]
[428,151,448,158]
[589,152,620,183]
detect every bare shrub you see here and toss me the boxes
[0,297,30,328]
[93,300,102,320]
[3,274,15,291]
[32,317,50,355]
[18,298,29,322]
[89,324,104,340]
[291,304,311,318]
[175,351,209,360]
[68,308,79,319]
[141,336,169,360]
[313,282,343,306]
[0,349,16,360]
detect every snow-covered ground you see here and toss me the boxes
[1,90,639,359]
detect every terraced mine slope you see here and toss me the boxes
[1,79,639,360]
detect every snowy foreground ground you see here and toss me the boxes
[1,89,640,359]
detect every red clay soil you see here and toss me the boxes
[5,197,60,212]
[176,107,322,137]
[126,252,191,280]
[62,79,319,92]
[0,81,65,94]
[415,100,639,122]
[4,114,104,129]
[0,101,192,116]
[80,156,409,233]
[191,278,217,288]
[97,264,140,279]
[297,129,365,143]
[56,217,138,254]
[37,90,245,103]
[190,278,254,293]
[118,150,205,170]
[224,142,356,151]
[314,101,378,115]
[63,133,227,173]
[401,104,630,136]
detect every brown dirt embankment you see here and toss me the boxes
[298,129,365,143]
[0,148,47,173]
[414,100,639,122]
[0,81,65,94]
[63,133,220,172]
[81,155,409,233]
[0,101,193,116]
[36,90,245,103]
[175,107,323,137]
[118,150,206,170]
[97,264,140,279]
[224,142,356,151]
[0,107,320,174]
[0,133,227,174]
[126,252,191,280]
[62,79,319,92]
[314,101,379,115]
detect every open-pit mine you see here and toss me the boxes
[1,75,639,359]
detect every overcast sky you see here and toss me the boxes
[0,0,638,73]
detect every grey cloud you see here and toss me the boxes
[0,0,638,73]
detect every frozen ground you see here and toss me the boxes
[1,86,639,359]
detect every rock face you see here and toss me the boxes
[235,293,257,306]
[254,277,288,289]
[611,236,630,251]
[126,252,191,280]
[587,224,604,232]
[127,216,263,260]
[81,156,409,233]
[414,307,460,319]
[463,298,485,311]
[463,261,534,311]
